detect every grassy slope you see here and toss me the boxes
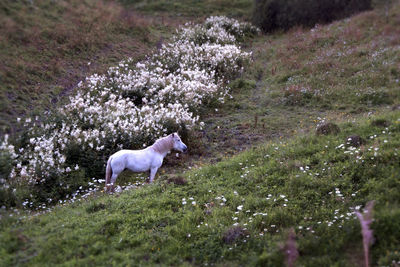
[119,0,253,19]
[1,1,400,266]
[1,111,399,266]
[0,0,254,136]
[0,0,176,135]
[195,1,400,160]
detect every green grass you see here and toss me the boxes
[1,1,400,266]
[119,0,253,19]
[251,4,400,112]
[1,111,399,266]
[0,0,166,135]
[0,0,254,135]
[196,1,400,159]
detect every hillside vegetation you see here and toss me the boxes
[198,0,399,156]
[119,0,253,18]
[0,16,258,209]
[1,0,400,266]
[1,111,399,266]
[0,0,170,134]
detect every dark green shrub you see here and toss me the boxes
[253,0,372,32]
[0,151,17,207]
[0,188,17,207]
[0,152,12,182]
[28,169,87,205]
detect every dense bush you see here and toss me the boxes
[253,0,372,32]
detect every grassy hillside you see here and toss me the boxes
[1,111,399,266]
[0,0,172,135]
[197,0,400,158]
[1,0,400,266]
[119,0,253,18]
[0,0,255,136]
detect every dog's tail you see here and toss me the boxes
[105,157,112,190]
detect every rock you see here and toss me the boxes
[346,135,366,147]
[222,226,248,244]
[167,176,187,185]
[316,122,340,135]
[371,119,391,127]
[392,104,400,110]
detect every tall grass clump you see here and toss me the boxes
[0,17,259,209]
[252,0,372,32]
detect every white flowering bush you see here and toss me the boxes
[151,41,251,81]
[176,16,259,45]
[0,16,259,208]
[107,60,223,108]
